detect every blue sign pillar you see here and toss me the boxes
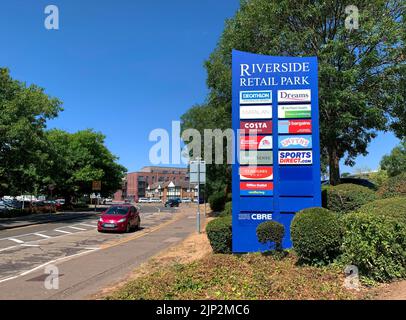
[232,50,321,252]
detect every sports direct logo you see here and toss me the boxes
[278,135,312,149]
[240,166,273,180]
[278,151,313,165]
[278,89,311,103]
[240,90,272,104]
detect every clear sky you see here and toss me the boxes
[0,0,401,174]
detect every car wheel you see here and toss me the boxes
[136,218,141,230]
[126,223,131,233]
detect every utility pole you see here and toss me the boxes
[197,157,201,234]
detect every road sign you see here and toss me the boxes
[232,50,321,252]
[189,160,206,184]
[92,180,101,191]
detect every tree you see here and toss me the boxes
[44,129,127,203]
[0,68,62,196]
[380,139,406,177]
[182,0,405,186]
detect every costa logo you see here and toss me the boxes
[278,89,311,103]
[278,151,313,165]
[240,182,273,196]
[240,166,273,180]
[240,105,272,119]
[278,135,312,149]
[240,136,273,150]
[278,120,311,134]
[240,121,272,134]
[240,90,272,104]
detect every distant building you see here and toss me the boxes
[146,180,198,202]
[113,166,191,202]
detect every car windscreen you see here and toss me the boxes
[105,206,128,215]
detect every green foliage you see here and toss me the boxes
[326,184,377,213]
[341,212,406,282]
[377,172,406,198]
[208,191,226,212]
[291,207,343,265]
[44,129,127,202]
[256,221,285,251]
[0,68,62,196]
[181,0,405,186]
[356,197,406,224]
[220,201,232,217]
[368,170,389,188]
[206,215,232,254]
[380,139,406,177]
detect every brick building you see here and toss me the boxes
[146,180,198,202]
[113,166,191,202]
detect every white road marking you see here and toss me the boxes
[54,229,72,234]
[7,238,24,244]
[77,223,96,228]
[34,233,51,239]
[66,226,86,231]
[0,245,18,252]
[21,244,40,247]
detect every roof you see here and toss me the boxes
[148,180,197,190]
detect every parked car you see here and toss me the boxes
[181,198,192,203]
[165,198,180,207]
[138,198,149,203]
[97,205,140,233]
[149,198,162,203]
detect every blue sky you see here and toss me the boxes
[0,0,400,174]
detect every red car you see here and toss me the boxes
[97,205,141,233]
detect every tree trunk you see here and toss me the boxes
[328,147,340,186]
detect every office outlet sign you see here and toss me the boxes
[232,50,321,252]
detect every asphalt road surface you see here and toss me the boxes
[0,204,198,299]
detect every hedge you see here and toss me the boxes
[220,201,232,217]
[291,207,343,265]
[377,172,406,199]
[208,191,226,212]
[206,215,232,254]
[256,221,285,251]
[325,184,377,213]
[341,212,406,282]
[356,197,406,224]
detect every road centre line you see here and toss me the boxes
[54,229,72,234]
[7,238,24,244]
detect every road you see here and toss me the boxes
[0,204,198,299]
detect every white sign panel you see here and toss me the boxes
[240,105,272,119]
[278,89,311,103]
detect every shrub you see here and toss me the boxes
[356,197,406,224]
[256,221,285,251]
[341,212,406,282]
[326,184,377,213]
[220,201,232,217]
[368,170,389,188]
[208,191,226,212]
[206,215,232,254]
[291,207,343,265]
[377,172,406,199]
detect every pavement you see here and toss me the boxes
[0,204,199,299]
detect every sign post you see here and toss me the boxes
[92,181,101,211]
[232,50,321,252]
[189,159,206,233]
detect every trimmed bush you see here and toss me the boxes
[356,197,406,224]
[291,207,343,265]
[206,215,232,254]
[208,191,226,212]
[377,172,406,199]
[220,201,232,217]
[256,221,285,251]
[341,212,406,282]
[326,184,377,213]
